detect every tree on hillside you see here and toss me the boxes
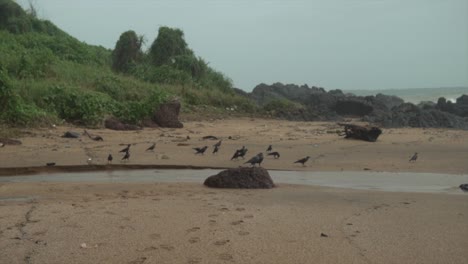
[149,26,191,66]
[112,30,144,73]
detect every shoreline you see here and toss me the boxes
[1,118,467,175]
[1,164,467,178]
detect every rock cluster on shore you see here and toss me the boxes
[242,82,468,129]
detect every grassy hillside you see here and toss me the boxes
[0,0,256,127]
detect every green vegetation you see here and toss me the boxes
[0,0,258,128]
[262,99,305,115]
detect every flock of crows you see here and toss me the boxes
[107,140,312,167]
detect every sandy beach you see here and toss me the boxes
[1,118,467,173]
[1,118,467,263]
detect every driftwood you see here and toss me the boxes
[84,130,104,141]
[338,123,382,142]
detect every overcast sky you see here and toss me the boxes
[18,0,468,91]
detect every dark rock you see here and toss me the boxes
[436,95,468,117]
[61,131,80,138]
[459,184,468,192]
[365,103,468,129]
[0,138,22,145]
[104,117,141,131]
[334,99,374,117]
[153,100,183,128]
[204,167,275,189]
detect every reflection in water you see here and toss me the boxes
[0,169,467,194]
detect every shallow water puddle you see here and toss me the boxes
[0,169,466,194]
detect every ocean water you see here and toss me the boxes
[345,87,468,104]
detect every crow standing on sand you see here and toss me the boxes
[244,153,264,167]
[231,146,248,160]
[107,154,113,164]
[120,144,131,153]
[121,151,130,161]
[294,156,310,166]
[409,152,418,162]
[266,145,272,152]
[146,143,156,152]
[267,151,280,159]
[193,146,208,155]
[213,140,222,148]
[213,145,219,154]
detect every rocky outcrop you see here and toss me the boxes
[204,167,275,189]
[364,103,468,129]
[104,117,141,131]
[249,82,468,129]
[436,95,468,117]
[251,83,325,106]
[152,100,183,128]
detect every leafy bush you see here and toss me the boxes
[149,26,191,66]
[263,99,304,113]
[111,30,143,73]
[0,68,49,125]
[42,85,117,126]
[144,65,192,85]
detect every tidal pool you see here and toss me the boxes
[1,169,467,194]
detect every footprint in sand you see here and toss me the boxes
[104,211,117,215]
[128,257,147,264]
[186,227,201,233]
[238,231,250,236]
[188,237,200,244]
[187,257,202,264]
[160,244,175,251]
[138,246,158,252]
[235,208,245,211]
[243,214,254,219]
[219,208,229,212]
[231,220,244,225]
[208,214,218,218]
[219,253,233,261]
[214,239,230,246]
[149,233,161,240]
[208,220,216,225]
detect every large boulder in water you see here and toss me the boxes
[204,167,275,189]
[153,100,183,128]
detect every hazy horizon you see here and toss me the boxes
[17,0,468,91]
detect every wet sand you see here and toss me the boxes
[1,182,467,264]
[1,118,467,263]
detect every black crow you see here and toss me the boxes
[122,151,130,161]
[294,156,310,166]
[193,146,208,155]
[231,146,247,160]
[213,140,222,148]
[107,154,113,164]
[409,152,418,162]
[266,145,272,152]
[119,144,131,153]
[244,153,264,167]
[213,145,219,154]
[267,151,280,159]
[146,143,156,152]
